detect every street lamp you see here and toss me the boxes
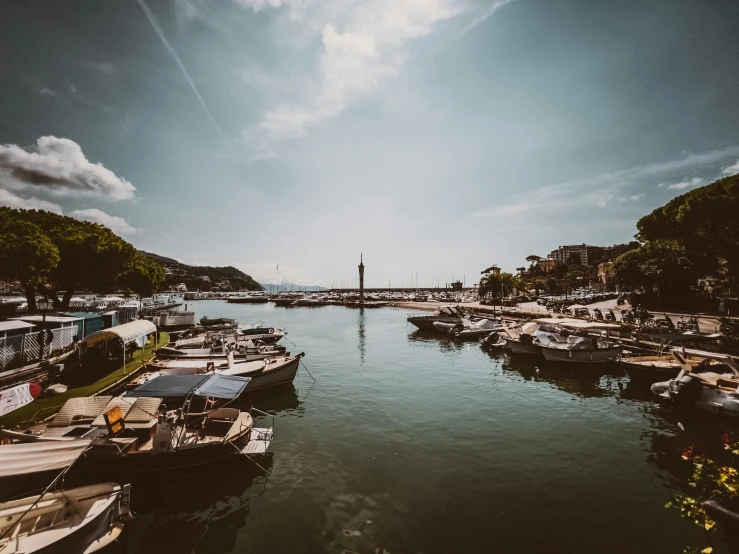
[36,297,54,361]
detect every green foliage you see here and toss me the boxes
[0,208,164,308]
[614,240,709,292]
[118,253,166,297]
[0,216,59,288]
[478,267,520,301]
[637,174,739,279]
[139,251,262,291]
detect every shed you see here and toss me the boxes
[0,321,36,339]
[62,312,105,338]
[10,315,83,336]
[102,310,120,329]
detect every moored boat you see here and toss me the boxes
[0,483,131,554]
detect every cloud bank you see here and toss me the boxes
[70,208,140,235]
[0,136,135,200]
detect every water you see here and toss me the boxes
[123,301,729,553]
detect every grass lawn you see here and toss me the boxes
[0,331,169,428]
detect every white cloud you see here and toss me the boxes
[0,136,135,200]
[38,88,56,96]
[617,194,644,202]
[0,189,63,213]
[69,208,140,235]
[722,159,739,176]
[666,177,704,190]
[244,0,465,146]
[473,147,738,219]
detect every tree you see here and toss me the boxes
[0,215,60,311]
[614,240,709,304]
[478,268,519,301]
[0,208,164,309]
[118,253,166,297]
[516,267,526,275]
[637,174,739,282]
[526,255,542,272]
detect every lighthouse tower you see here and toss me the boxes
[358,253,365,305]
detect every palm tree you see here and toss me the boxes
[516,267,526,275]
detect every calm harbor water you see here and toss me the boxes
[123,301,729,553]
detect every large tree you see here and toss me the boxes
[637,174,739,280]
[0,215,60,311]
[0,207,164,309]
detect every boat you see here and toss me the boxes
[155,342,285,361]
[619,347,734,382]
[482,333,507,349]
[199,316,236,327]
[0,483,131,554]
[0,384,273,480]
[407,306,466,330]
[534,318,622,363]
[236,325,285,345]
[502,321,561,355]
[141,353,305,392]
[226,293,268,304]
[433,318,501,340]
[651,349,739,419]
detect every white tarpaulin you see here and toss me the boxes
[82,320,156,347]
[0,383,35,416]
[0,440,92,477]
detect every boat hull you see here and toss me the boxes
[506,339,541,355]
[407,316,461,330]
[541,346,621,363]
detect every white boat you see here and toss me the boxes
[534,318,621,363]
[651,349,739,419]
[502,321,562,355]
[139,353,304,392]
[0,483,131,554]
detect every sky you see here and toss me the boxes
[1,0,738,288]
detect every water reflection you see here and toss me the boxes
[407,329,466,353]
[497,353,626,399]
[123,457,273,554]
[358,308,366,364]
[245,386,302,416]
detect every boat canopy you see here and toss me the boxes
[0,440,92,477]
[439,306,463,316]
[82,320,157,347]
[534,317,620,330]
[126,373,250,399]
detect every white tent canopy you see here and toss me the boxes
[0,440,92,477]
[82,320,157,347]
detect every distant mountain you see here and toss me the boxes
[260,283,327,292]
[139,250,262,291]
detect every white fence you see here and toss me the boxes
[0,327,77,371]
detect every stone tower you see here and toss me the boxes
[358,253,365,304]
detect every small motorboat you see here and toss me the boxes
[236,325,285,345]
[0,483,132,554]
[651,350,739,419]
[482,333,507,349]
[200,317,236,327]
[433,318,500,340]
[619,347,734,382]
[533,317,621,363]
[407,306,466,330]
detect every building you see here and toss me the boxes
[598,262,614,284]
[537,258,559,273]
[451,280,463,290]
[548,243,633,267]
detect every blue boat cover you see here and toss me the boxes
[127,374,250,399]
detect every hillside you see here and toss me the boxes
[139,250,262,291]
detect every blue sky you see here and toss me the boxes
[1,0,738,287]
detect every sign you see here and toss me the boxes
[0,383,37,416]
